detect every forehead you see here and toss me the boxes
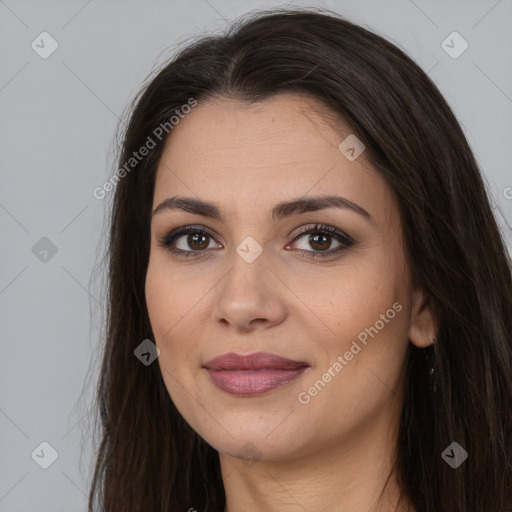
[158,93,350,171]
[153,93,396,225]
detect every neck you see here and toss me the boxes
[220,401,413,512]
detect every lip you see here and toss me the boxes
[203,352,310,396]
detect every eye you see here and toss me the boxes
[157,223,355,260]
[286,223,355,259]
[157,225,221,258]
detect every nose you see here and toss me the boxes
[211,243,287,332]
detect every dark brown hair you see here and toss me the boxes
[87,7,512,512]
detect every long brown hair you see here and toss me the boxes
[87,8,512,511]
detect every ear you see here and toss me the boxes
[408,286,437,348]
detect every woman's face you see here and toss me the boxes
[145,93,433,463]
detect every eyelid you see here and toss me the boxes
[160,222,353,241]
[290,223,355,244]
[157,224,219,249]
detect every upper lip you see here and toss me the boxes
[203,352,309,371]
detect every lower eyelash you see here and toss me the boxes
[291,226,354,259]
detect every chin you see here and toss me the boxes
[210,429,306,464]
[163,365,341,463]
[181,400,317,463]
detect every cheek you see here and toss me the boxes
[295,301,409,443]
[145,253,202,338]
[293,255,409,400]
[145,262,174,337]
[145,261,203,421]
[288,251,402,341]
[145,256,211,379]
[145,260,194,367]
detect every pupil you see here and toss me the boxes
[190,233,208,250]
[311,234,330,250]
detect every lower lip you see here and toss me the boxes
[205,367,309,396]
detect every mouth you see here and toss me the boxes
[203,352,310,396]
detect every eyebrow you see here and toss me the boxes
[151,195,374,225]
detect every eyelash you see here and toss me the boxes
[157,223,355,260]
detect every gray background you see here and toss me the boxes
[1,0,511,510]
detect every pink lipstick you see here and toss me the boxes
[203,352,309,396]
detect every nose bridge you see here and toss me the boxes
[212,235,286,329]
[224,234,269,296]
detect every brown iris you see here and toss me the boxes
[309,233,331,251]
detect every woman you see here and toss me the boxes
[88,7,512,512]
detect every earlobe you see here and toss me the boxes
[408,286,437,348]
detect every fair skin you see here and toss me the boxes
[145,93,436,512]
